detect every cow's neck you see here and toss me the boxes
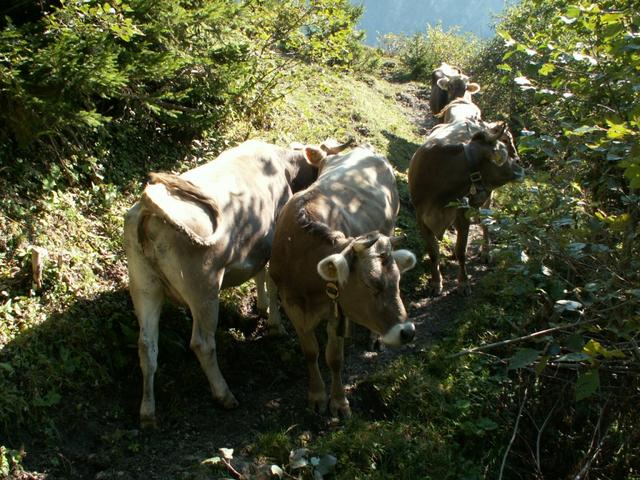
[285,151,318,193]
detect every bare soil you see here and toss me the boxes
[18,81,488,480]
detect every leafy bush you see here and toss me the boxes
[380,23,483,81]
[0,0,365,189]
[436,0,640,476]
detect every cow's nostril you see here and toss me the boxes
[400,324,415,343]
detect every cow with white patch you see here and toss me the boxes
[124,138,351,427]
[429,63,480,118]
[409,120,524,295]
[270,145,417,417]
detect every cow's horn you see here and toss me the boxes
[321,138,354,155]
[390,234,407,248]
[353,231,380,252]
[487,122,506,143]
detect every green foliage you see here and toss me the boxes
[379,23,483,80]
[0,445,25,478]
[0,0,365,189]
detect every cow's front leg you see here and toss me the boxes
[326,318,350,417]
[189,296,238,409]
[419,220,443,295]
[480,195,493,264]
[454,211,472,296]
[296,328,327,413]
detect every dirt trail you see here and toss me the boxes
[23,81,487,480]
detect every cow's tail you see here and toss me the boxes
[139,172,220,247]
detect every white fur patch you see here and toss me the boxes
[381,322,415,347]
[392,250,417,273]
[317,253,350,285]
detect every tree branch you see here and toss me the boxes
[449,319,598,358]
[498,386,529,480]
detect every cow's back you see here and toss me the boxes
[313,148,399,236]
[133,140,299,290]
[271,148,398,300]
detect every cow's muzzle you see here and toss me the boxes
[381,322,416,347]
[512,163,526,182]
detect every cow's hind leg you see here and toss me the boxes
[326,318,350,417]
[454,210,472,296]
[418,217,443,296]
[255,268,269,315]
[256,267,285,336]
[188,291,238,409]
[129,258,164,428]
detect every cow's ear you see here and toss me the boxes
[317,253,350,285]
[467,82,481,94]
[392,249,416,274]
[304,146,326,166]
[436,77,450,90]
[490,147,508,166]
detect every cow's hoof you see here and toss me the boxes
[308,393,328,414]
[369,334,384,351]
[427,283,443,296]
[330,399,351,418]
[218,392,239,409]
[267,323,287,337]
[140,414,157,430]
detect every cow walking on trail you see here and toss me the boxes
[124,138,351,427]
[430,62,479,119]
[270,145,417,417]
[408,120,524,296]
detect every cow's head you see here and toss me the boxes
[470,122,525,188]
[316,232,416,346]
[436,75,480,101]
[288,139,353,192]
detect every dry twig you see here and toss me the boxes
[498,386,529,480]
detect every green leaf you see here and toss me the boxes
[564,5,581,18]
[567,125,599,136]
[538,63,555,76]
[575,369,599,401]
[33,390,62,407]
[583,339,626,359]
[508,348,540,369]
[607,123,631,139]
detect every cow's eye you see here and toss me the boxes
[366,277,385,295]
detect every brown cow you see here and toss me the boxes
[408,120,524,295]
[429,63,479,118]
[123,138,350,427]
[270,146,417,417]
